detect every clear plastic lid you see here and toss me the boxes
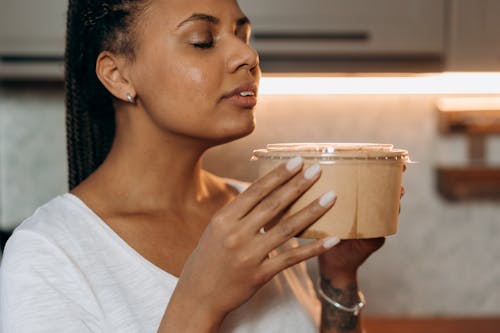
[252,143,409,162]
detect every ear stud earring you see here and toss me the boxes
[126,92,135,104]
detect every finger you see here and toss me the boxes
[261,236,341,277]
[258,191,337,255]
[241,163,322,233]
[223,156,304,219]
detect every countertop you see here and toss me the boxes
[364,317,500,333]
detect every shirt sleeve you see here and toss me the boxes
[0,230,103,333]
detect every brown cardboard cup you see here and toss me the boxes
[252,143,409,239]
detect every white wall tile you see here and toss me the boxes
[0,85,67,230]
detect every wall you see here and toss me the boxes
[0,84,67,231]
[1,86,499,316]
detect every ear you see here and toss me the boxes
[95,51,136,103]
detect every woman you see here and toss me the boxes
[0,0,386,332]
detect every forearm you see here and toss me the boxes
[157,292,223,333]
[319,272,364,333]
[158,311,221,333]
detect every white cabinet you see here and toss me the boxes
[238,0,446,58]
[447,0,500,71]
[0,0,66,56]
[0,0,67,78]
[1,0,500,77]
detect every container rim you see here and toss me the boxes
[252,143,410,161]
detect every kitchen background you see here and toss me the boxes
[1,0,500,322]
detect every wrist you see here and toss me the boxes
[318,254,360,287]
[317,280,365,316]
[318,275,364,332]
[319,274,361,312]
[319,275,359,302]
[319,265,358,288]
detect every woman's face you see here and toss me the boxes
[129,0,261,144]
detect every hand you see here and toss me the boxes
[161,158,340,331]
[319,238,385,284]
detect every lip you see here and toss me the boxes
[221,83,258,108]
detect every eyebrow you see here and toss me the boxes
[177,13,251,29]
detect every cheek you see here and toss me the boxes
[132,44,226,127]
[170,62,215,100]
[182,66,203,85]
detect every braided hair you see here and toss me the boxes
[65,0,149,189]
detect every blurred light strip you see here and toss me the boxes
[259,73,500,95]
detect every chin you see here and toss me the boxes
[209,122,256,146]
[231,124,256,141]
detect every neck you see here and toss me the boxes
[77,109,224,215]
[103,137,209,210]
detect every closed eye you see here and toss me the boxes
[193,41,214,49]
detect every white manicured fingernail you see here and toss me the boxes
[286,156,303,172]
[304,163,321,180]
[319,191,337,207]
[323,236,341,249]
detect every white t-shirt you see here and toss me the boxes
[0,188,320,332]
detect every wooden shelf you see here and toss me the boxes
[437,97,500,135]
[437,166,500,200]
[436,97,500,201]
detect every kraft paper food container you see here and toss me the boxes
[252,143,409,239]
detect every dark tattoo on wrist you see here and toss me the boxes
[320,275,360,332]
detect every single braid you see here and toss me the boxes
[65,0,86,189]
[65,0,149,189]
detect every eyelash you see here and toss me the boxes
[191,30,250,50]
[193,40,215,49]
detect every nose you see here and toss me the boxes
[226,38,260,74]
